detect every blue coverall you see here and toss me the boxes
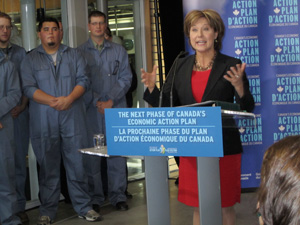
[20,44,93,220]
[0,54,22,225]
[78,38,132,206]
[3,43,29,213]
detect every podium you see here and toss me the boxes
[143,104,255,225]
[80,103,255,225]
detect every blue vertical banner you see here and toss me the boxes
[183,0,300,188]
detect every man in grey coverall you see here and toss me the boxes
[21,17,102,225]
[0,12,29,224]
[0,51,22,225]
[78,11,132,212]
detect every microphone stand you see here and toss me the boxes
[158,51,187,107]
[154,0,164,89]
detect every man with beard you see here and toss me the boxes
[21,17,102,225]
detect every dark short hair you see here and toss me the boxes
[105,26,112,38]
[0,12,12,25]
[88,10,106,23]
[258,135,300,225]
[184,9,225,51]
[38,17,59,32]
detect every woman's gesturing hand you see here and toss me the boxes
[141,65,158,93]
[224,63,246,98]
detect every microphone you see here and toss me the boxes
[170,51,188,107]
[158,51,188,107]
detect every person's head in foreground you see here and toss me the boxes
[258,135,300,225]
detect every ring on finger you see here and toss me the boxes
[235,75,239,78]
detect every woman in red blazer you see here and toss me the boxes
[141,9,254,225]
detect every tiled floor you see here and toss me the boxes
[23,157,259,225]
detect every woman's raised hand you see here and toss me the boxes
[141,65,158,93]
[224,63,246,98]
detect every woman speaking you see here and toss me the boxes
[141,9,255,225]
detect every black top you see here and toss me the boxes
[144,52,255,155]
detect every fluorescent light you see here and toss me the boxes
[111,27,134,31]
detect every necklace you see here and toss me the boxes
[194,52,217,71]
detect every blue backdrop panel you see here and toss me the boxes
[183,0,300,188]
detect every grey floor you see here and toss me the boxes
[24,158,259,225]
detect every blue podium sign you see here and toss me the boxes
[105,107,223,157]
